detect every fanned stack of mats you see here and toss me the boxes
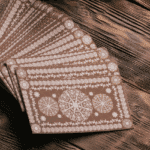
[0,0,133,134]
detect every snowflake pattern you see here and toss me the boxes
[58,114,62,118]
[52,94,56,98]
[38,97,59,116]
[112,112,118,118]
[111,76,121,85]
[90,43,97,49]
[82,35,92,45]
[74,30,84,38]
[122,119,132,128]
[58,89,93,122]
[95,112,99,116]
[40,116,46,121]
[31,124,41,133]
[34,92,40,98]
[89,92,93,96]
[98,47,109,59]
[108,62,118,72]
[106,88,111,93]
[92,94,113,113]
[20,80,29,90]
[17,68,26,78]
[64,20,74,29]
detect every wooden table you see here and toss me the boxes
[0,0,150,149]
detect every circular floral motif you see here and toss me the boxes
[40,116,46,121]
[58,114,62,118]
[31,124,41,133]
[97,47,109,59]
[74,30,84,38]
[34,92,40,98]
[16,68,26,78]
[92,94,113,113]
[109,124,114,129]
[113,124,119,129]
[90,43,97,49]
[111,76,121,85]
[108,62,118,72]
[64,20,74,30]
[52,94,56,98]
[89,92,93,96]
[125,114,130,118]
[112,112,118,117]
[106,88,111,93]
[117,85,122,90]
[6,59,16,65]
[122,119,132,128]
[42,127,47,133]
[58,89,93,122]
[20,80,29,89]
[38,97,59,116]
[82,35,92,45]
[95,112,99,116]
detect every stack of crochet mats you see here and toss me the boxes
[0,0,133,134]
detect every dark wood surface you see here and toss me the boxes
[0,0,150,149]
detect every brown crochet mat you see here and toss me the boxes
[0,0,133,134]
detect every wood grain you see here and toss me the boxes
[0,0,149,149]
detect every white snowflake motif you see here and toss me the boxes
[42,127,47,133]
[31,124,41,133]
[106,88,112,93]
[95,112,99,116]
[117,85,122,90]
[58,89,93,122]
[58,114,62,118]
[64,20,74,30]
[92,94,113,113]
[111,76,121,85]
[17,68,26,78]
[89,92,93,96]
[90,43,97,49]
[125,113,130,118]
[40,116,46,122]
[74,30,84,38]
[34,92,40,98]
[52,94,56,98]
[112,112,118,118]
[108,62,118,72]
[82,35,92,45]
[38,97,59,117]
[122,119,132,128]
[118,89,123,94]
[20,80,29,90]
[98,47,109,59]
